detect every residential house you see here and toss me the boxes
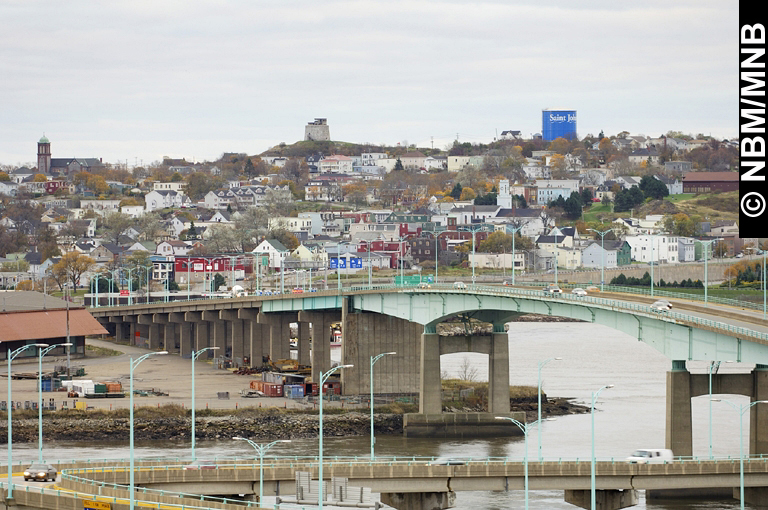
[121,205,145,218]
[251,239,289,270]
[625,235,681,263]
[153,181,186,194]
[400,151,427,170]
[0,181,19,196]
[156,240,192,257]
[91,243,125,264]
[628,148,660,165]
[654,175,683,195]
[581,240,632,269]
[318,155,354,174]
[145,190,184,212]
[80,199,121,216]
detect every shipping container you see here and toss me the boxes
[284,385,305,399]
[305,383,319,396]
[322,381,341,395]
[262,383,284,397]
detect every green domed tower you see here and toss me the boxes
[37,135,51,174]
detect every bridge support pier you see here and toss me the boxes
[665,360,692,457]
[564,489,638,510]
[488,330,510,414]
[420,330,441,414]
[297,310,338,381]
[743,486,768,509]
[380,491,456,510]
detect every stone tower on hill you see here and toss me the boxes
[304,118,330,141]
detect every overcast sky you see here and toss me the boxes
[1,1,738,167]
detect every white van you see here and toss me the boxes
[626,448,674,464]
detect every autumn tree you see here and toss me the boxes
[52,252,95,290]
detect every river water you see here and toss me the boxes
[11,323,752,508]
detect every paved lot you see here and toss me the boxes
[2,339,321,412]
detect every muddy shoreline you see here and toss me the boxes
[0,397,589,443]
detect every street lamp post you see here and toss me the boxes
[587,228,613,292]
[129,351,168,509]
[508,224,523,285]
[700,238,722,306]
[370,352,396,459]
[191,347,219,460]
[233,437,291,505]
[537,357,561,459]
[590,384,614,510]
[318,364,353,510]
[495,416,554,510]
[7,343,48,499]
[38,343,71,462]
[712,398,768,510]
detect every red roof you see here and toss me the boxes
[0,309,108,342]
[682,172,738,182]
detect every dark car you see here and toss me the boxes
[23,463,57,482]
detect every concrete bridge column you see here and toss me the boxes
[751,364,768,456]
[104,317,119,340]
[151,314,177,353]
[297,322,311,366]
[201,311,225,358]
[564,489,638,510]
[665,360,692,457]
[420,328,442,415]
[298,310,337,381]
[488,327,510,414]
[137,315,161,350]
[257,312,294,362]
[169,313,192,358]
[238,309,262,367]
[220,310,243,361]
[380,491,456,510]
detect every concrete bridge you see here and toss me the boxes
[89,284,768,452]
[3,456,768,510]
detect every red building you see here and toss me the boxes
[682,171,738,193]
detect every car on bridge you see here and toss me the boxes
[183,459,219,470]
[626,448,674,464]
[453,282,467,290]
[428,457,467,466]
[23,463,57,482]
[650,299,673,312]
[543,284,562,294]
[571,287,587,296]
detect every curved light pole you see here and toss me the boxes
[587,228,613,292]
[38,343,71,462]
[191,347,219,460]
[370,352,396,459]
[495,416,554,510]
[89,274,100,308]
[700,238,722,306]
[318,364,353,510]
[591,384,614,510]
[507,224,524,285]
[233,437,291,505]
[537,357,561,459]
[712,398,768,509]
[7,343,48,499]
[129,351,168,509]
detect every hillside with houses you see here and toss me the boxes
[0,130,755,296]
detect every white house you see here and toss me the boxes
[120,205,145,218]
[251,239,289,270]
[625,235,680,264]
[145,190,184,212]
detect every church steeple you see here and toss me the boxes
[37,135,51,174]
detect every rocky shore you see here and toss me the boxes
[0,397,589,443]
